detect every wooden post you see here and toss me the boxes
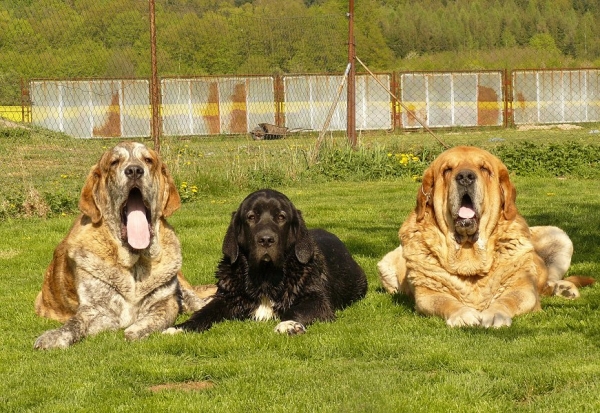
[149,0,161,152]
[347,0,356,148]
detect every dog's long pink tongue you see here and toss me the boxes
[126,192,150,249]
[458,206,476,219]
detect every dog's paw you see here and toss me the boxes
[162,327,184,335]
[446,307,482,327]
[34,329,75,350]
[553,280,580,299]
[274,320,306,335]
[123,325,153,341]
[480,309,512,328]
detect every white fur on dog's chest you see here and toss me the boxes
[253,295,275,321]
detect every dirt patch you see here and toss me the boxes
[517,123,583,131]
[148,381,215,393]
[0,248,19,259]
[0,118,30,129]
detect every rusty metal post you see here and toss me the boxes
[503,68,512,128]
[149,0,161,152]
[392,71,400,130]
[347,0,356,148]
[275,75,285,127]
[20,78,26,123]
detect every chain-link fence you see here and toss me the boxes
[2,0,600,140]
[23,69,600,138]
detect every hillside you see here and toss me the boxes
[1,0,599,104]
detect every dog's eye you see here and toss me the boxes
[277,212,286,223]
[144,157,153,165]
[246,212,256,222]
[443,167,452,176]
[110,159,120,167]
[480,166,491,176]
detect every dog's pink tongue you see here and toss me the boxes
[126,193,150,250]
[459,206,476,219]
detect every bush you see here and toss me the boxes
[309,143,436,181]
[492,141,600,178]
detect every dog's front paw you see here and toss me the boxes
[274,320,306,335]
[162,327,184,335]
[480,309,512,328]
[124,324,159,341]
[446,307,482,327]
[34,328,76,350]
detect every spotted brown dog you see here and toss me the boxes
[377,146,594,328]
[34,142,212,349]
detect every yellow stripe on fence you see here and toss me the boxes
[0,106,30,122]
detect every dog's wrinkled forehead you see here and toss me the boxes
[436,147,498,178]
[242,190,293,217]
[105,142,152,166]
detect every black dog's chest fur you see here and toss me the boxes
[216,250,323,317]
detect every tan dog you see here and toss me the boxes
[34,142,213,349]
[377,146,594,328]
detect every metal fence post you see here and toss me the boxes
[149,0,161,152]
[347,0,356,148]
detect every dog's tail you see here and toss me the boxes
[177,272,217,313]
[564,276,596,288]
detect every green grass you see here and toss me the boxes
[1,126,600,412]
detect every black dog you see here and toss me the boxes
[168,189,367,335]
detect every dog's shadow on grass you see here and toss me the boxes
[376,286,574,342]
[389,291,415,309]
[373,286,416,312]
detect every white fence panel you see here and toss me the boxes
[513,69,600,124]
[400,72,503,128]
[31,79,149,138]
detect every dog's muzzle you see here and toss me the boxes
[254,230,278,262]
[453,169,479,244]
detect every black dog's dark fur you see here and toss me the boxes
[174,189,367,334]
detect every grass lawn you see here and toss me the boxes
[1,127,600,412]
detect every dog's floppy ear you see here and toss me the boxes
[499,167,517,221]
[79,165,103,224]
[416,165,434,221]
[290,210,314,264]
[222,210,240,263]
[160,163,181,218]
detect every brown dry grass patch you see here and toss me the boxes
[148,381,215,393]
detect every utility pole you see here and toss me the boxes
[347,0,356,148]
[149,0,161,152]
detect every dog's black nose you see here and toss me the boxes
[456,169,476,187]
[258,234,275,247]
[125,165,144,180]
